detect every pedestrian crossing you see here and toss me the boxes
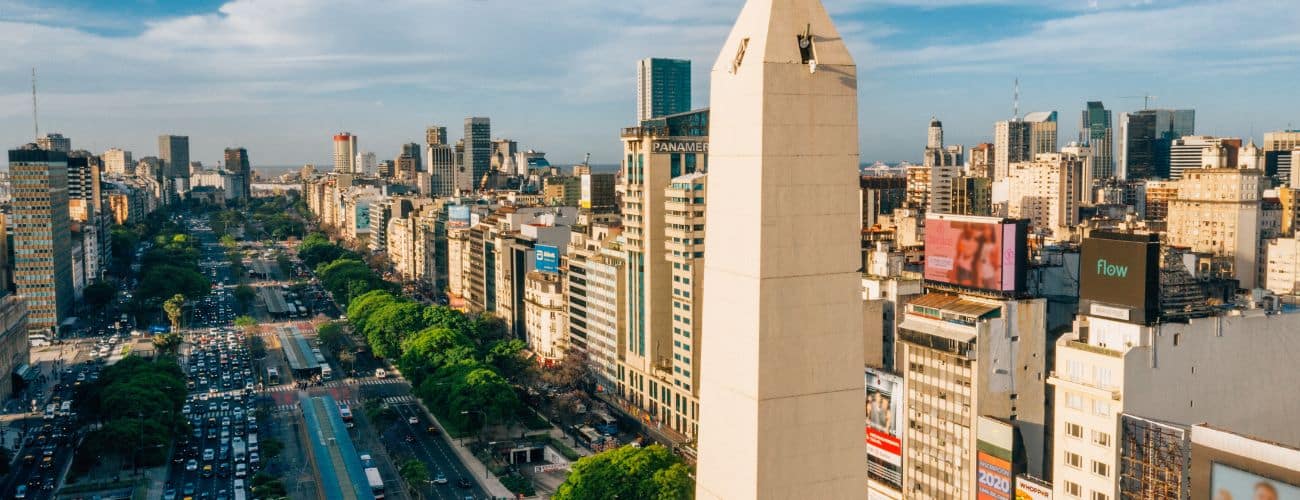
[270,397,361,413]
[382,395,416,404]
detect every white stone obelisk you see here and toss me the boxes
[694,0,865,498]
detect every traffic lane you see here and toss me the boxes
[388,403,487,500]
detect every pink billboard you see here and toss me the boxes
[924,216,1022,292]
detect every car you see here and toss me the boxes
[182,404,191,414]
[433,472,448,485]
[405,434,416,443]
[42,478,54,491]
[203,448,215,461]
[248,452,259,464]
[14,484,27,499]
[408,416,419,425]
[202,464,213,477]
[183,482,196,495]
[456,477,472,489]
[186,458,198,471]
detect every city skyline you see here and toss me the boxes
[2,0,1298,166]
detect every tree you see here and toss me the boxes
[398,459,429,495]
[362,300,427,359]
[233,284,256,310]
[315,321,346,352]
[84,281,118,310]
[540,350,589,389]
[553,445,694,500]
[163,294,186,332]
[153,332,183,355]
[234,315,258,331]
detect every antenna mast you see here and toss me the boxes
[1013,78,1020,120]
[31,67,40,140]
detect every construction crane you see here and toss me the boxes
[1121,94,1158,110]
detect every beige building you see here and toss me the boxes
[1263,129,1300,153]
[1005,152,1082,241]
[1266,234,1300,295]
[103,148,132,176]
[447,226,470,304]
[1051,311,1300,500]
[523,270,568,364]
[0,294,30,402]
[695,0,866,496]
[1166,168,1263,288]
[565,224,626,390]
[898,294,1050,498]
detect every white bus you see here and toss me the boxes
[365,467,385,499]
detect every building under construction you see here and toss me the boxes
[1119,413,1190,500]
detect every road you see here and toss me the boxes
[2,358,100,499]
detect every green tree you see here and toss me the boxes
[362,300,427,359]
[84,281,118,310]
[553,445,694,500]
[233,284,257,309]
[234,315,258,331]
[261,437,284,459]
[398,326,476,383]
[153,332,183,356]
[219,234,239,248]
[163,294,186,332]
[315,321,346,352]
[398,459,429,494]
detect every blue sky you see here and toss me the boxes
[1,0,1297,167]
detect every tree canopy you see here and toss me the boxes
[553,444,694,500]
[72,356,189,470]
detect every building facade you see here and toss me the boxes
[1165,168,1262,288]
[9,147,75,334]
[636,57,691,122]
[333,132,357,173]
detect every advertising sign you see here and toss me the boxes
[1015,475,1052,500]
[650,141,708,154]
[1211,463,1300,500]
[448,205,471,228]
[977,451,1014,500]
[865,368,903,488]
[535,244,560,274]
[924,215,1025,292]
[1079,231,1160,324]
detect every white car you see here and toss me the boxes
[186,459,198,471]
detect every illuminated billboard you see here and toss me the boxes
[1211,463,1300,500]
[448,205,471,228]
[1079,231,1160,324]
[535,244,560,274]
[924,215,1026,293]
[865,368,902,488]
[1015,475,1052,500]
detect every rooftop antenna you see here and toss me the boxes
[31,67,40,140]
[583,152,591,167]
[1013,77,1020,120]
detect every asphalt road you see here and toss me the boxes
[2,360,100,499]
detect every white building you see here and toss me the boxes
[356,152,376,176]
[1005,152,1082,241]
[1050,310,1300,500]
[103,148,133,176]
[523,271,568,364]
[565,225,625,392]
[333,132,357,173]
[1266,234,1300,295]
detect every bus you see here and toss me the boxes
[365,467,385,499]
[338,403,353,426]
[267,367,280,384]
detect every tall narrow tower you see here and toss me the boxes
[695,0,864,498]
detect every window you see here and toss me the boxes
[1064,481,1082,497]
[1066,393,1084,410]
[1065,422,1083,438]
[1092,431,1111,447]
[1091,492,1109,500]
[1092,460,1110,477]
[1065,452,1083,469]
[1093,400,1110,416]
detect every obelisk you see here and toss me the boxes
[694,0,866,498]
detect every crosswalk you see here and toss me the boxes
[260,377,403,393]
[382,395,416,404]
[270,397,361,414]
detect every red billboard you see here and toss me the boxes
[865,368,902,488]
[924,215,1025,292]
[977,451,1014,500]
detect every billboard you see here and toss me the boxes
[865,368,903,488]
[448,205,471,228]
[1211,463,1300,500]
[924,215,1026,293]
[1015,475,1052,500]
[977,451,1014,500]
[1079,231,1160,324]
[535,244,560,274]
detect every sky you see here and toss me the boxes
[1,0,1298,167]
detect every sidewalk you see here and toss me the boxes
[410,398,514,499]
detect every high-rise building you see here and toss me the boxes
[491,139,518,174]
[968,142,995,178]
[564,224,626,391]
[158,134,190,195]
[950,176,992,216]
[356,152,376,176]
[103,148,133,176]
[396,142,421,182]
[636,57,692,122]
[223,147,251,201]
[579,173,617,213]
[1165,167,1262,288]
[333,132,357,173]
[695,0,864,496]
[1118,109,1194,179]
[994,120,1031,180]
[860,176,907,229]
[1168,136,1241,179]
[66,153,103,223]
[8,147,74,334]
[926,117,943,149]
[36,133,71,153]
[1024,111,1059,155]
[618,108,708,441]
[462,118,491,192]
[1080,101,1115,180]
[1005,152,1083,240]
[1263,130,1300,181]
[426,126,455,196]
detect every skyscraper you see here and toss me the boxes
[224,147,251,201]
[333,132,357,173]
[396,142,421,182]
[66,152,103,223]
[8,146,74,334]
[695,0,864,496]
[159,134,190,194]
[1119,109,1195,179]
[994,120,1031,180]
[36,133,71,153]
[462,117,490,192]
[636,57,692,122]
[426,126,455,196]
[1081,101,1115,180]
[926,117,943,149]
[1024,111,1059,156]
